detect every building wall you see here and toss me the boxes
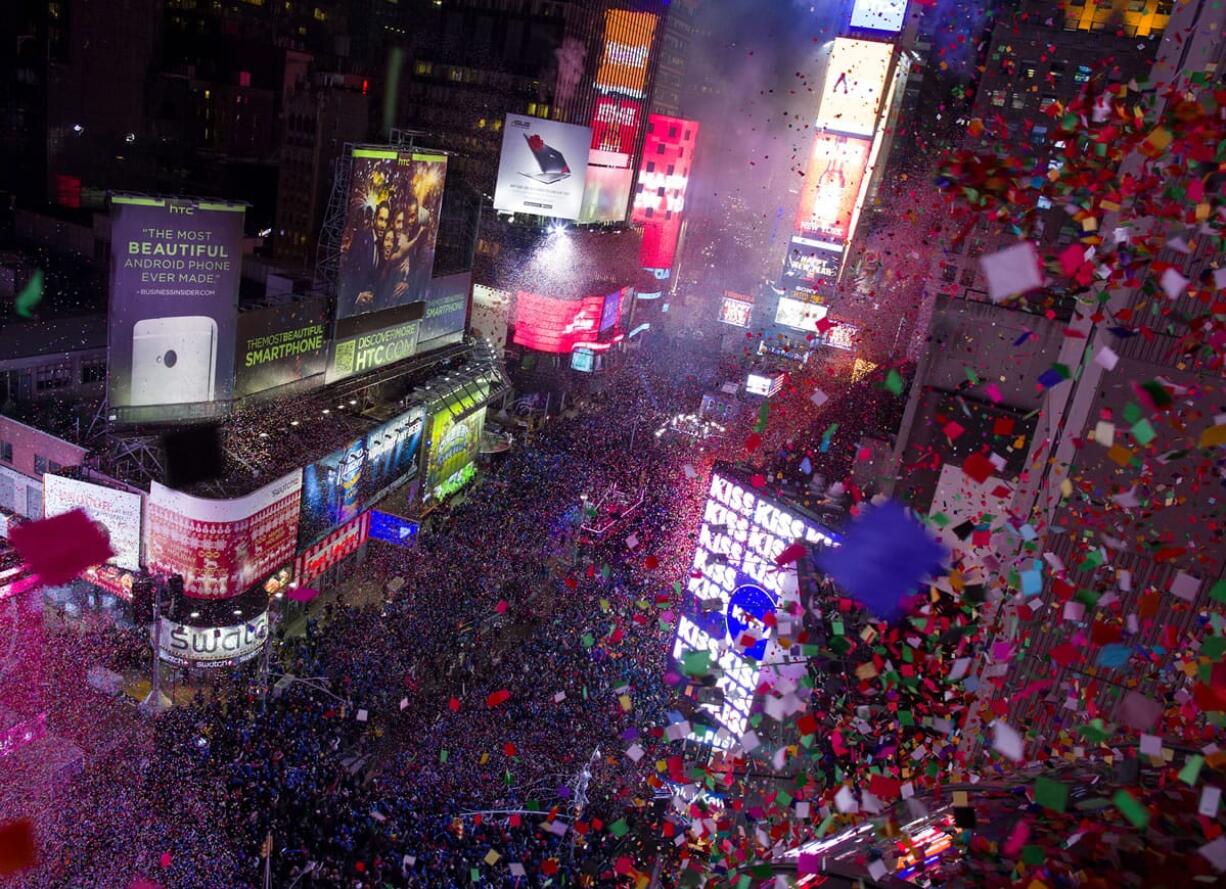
[0,415,86,483]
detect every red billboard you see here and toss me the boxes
[590,97,642,162]
[146,471,303,600]
[295,511,369,585]
[512,292,611,354]
[632,115,699,270]
[795,133,872,243]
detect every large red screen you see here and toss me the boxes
[512,292,608,354]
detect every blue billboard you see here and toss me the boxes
[369,510,419,547]
[299,406,426,547]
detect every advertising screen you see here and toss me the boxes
[512,292,606,354]
[326,302,423,384]
[107,195,245,420]
[158,611,268,668]
[595,10,658,99]
[673,469,838,748]
[815,320,858,351]
[235,298,328,397]
[816,38,894,137]
[590,97,642,162]
[599,287,626,333]
[471,285,511,348]
[299,406,426,547]
[571,348,595,372]
[631,115,699,223]
[850,0,908,32]
[337,147,447,322]
[745,373,784,398]
[418,272,470,349]
[493,115,592,221]
[785,238,843,282]
[795,133,872,242]
[579,165,635,224]
[42,475,142,572]
[296,512,369,584]
[775,296,829,332]
[146,470,303,601]
[719,294,753,328]
[369,510,419,547]
[427,403,487,501]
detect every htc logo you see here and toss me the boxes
[169,205,195,215]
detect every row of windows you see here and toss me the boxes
[0,442,60,477]
[30,361,105,392]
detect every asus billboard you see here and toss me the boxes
[493,115,592,221]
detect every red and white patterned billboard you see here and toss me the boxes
[146,470,303,600]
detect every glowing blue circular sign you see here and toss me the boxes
[726,583,777,661]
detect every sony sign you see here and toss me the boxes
[672,469,838,749]
[158,611,269,668]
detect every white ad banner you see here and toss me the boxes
[158,611,269,668]
[43,474,143,571]
[493,115,592,221]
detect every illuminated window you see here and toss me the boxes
[35,363,72,392]
[1074,65,1092,84]
[314,6,327,20]
[990,89,1006,107]
[81,361,106,384]
[1011,92,1026,110]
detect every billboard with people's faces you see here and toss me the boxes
[106,195,245,423]
[337,147,448,322]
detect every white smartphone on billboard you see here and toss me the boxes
[130,316,218,406]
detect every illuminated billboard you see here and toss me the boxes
[785,238,842,283]
[719,294,753,328]
[795,133,872,242]
[235,298,328,398]
[579,165,635,224]
[775,296,829,332]
[471,285,511,348]
[745,373,784,398]
[146,471,303,601]
[512,292,606,354]
[107,195,245,422]
[326,302,422,385]
[633,115,699,271]
[493,115,591,221]
[595,10,658,99]
[427,395,487,501]
[299,406,426,548]
[337,147,447,321]
[418,272,470,349]
[672,467,838,748]
[158,611,268,669]
[42,475,142,572]
[590,97,642,163]
[850,0,908,32]
[816,38,894,137]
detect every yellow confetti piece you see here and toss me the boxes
[619,694,633,711]
[1199,424,1226,448]
[480,752,489,765]
[484,850,501,865]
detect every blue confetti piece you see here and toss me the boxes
[817,500,948,620]
[1096,644,1132,669]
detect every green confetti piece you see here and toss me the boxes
[1123,401,1143,424]
[15,269,43,318]
[581,633,595,649]
[1204,637,1226,661]
[1113,789,1149,828]
[439,749,449,763]
[681,650,712,676]
[1210,579,1226,604]
[816,814,837,837]
[1035,776,1069,813]
[899,710,915,727]
[471,868,481,882]
[1021,845,1046,865]
[885,369,904,395]
[1131,419,1155,445]
[609,818,630,838]
[1179,755,1204,785]
[965,367,979,385]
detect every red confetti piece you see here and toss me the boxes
[486,689,511,708]
[644,555,659,570]
[9,509,113,586]
[448,697,461,713]
[0,818,36,877]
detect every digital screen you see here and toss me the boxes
[471,285,512,348]
[775,296,829,332]
[106,196,245,421]
[427,405,486,500]
[512,292,606,354]
[850,0,908,32]
[159,612,268,668]
[745,373,784,397]
[337,147,447,321]
[815,320,858,351]
[146,471,303,601]
[600,287,626,333]
[369,510,419,547]
[632,115,699,223]
[785,239,843,282]
[815,38,894,137]
[795,133,872,242]
[418,271,471,348]
[718,295,753,328]
[672,469,838,748]
[590,96,642,162]
[296,512,369,584]
[235,298,328,398]
[42,475,143,572]
[594,10,658,99]
[326,302,423,385]
[571,348,595,372]
[493,115,592,221]
[299,407,425,548]
[579,165,635,224]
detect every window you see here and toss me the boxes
[81,361,106,384]
[1074,65,1092,84]
[34,455,46,476]
[1023,61,1038,79]
[959,267,977,286]
[1039,95,1059,113]
[0,441,11,463]
[941,264,958,283]
[1037,195,1053,210]
[1031,125,1048,145]
[1011,92,1026,110]
[35,363,72,392]
[990,89,1006,107]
